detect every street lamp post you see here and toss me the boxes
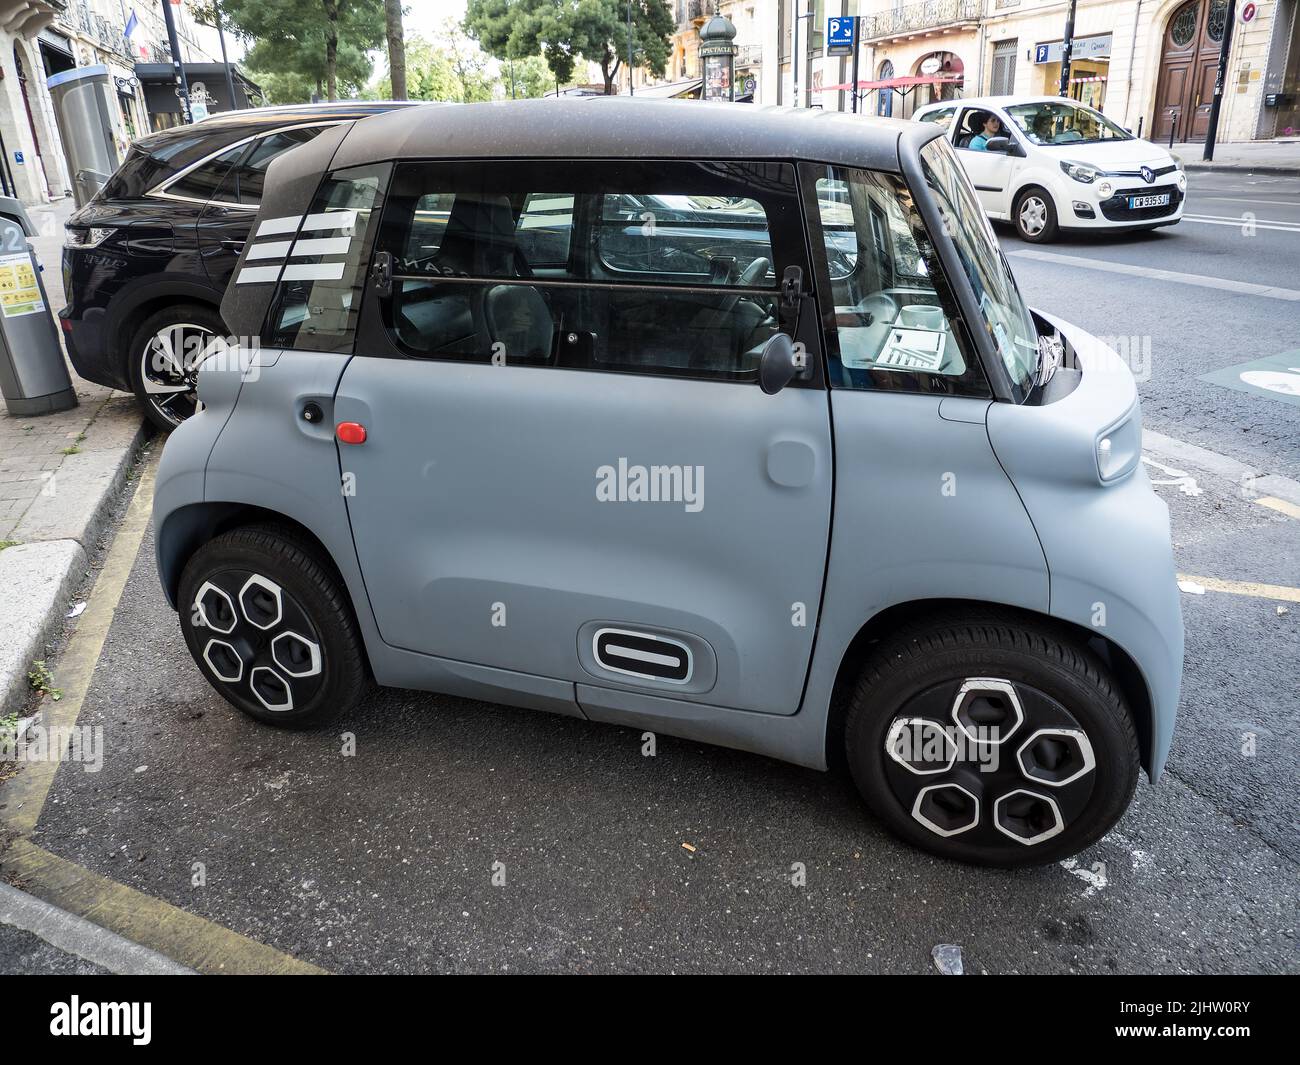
[160,0,193,122]
[1058,0,1077,97]
[1203,0,1238,161]
[627,0,634,96]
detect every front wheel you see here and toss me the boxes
[178,526,367,726]
[844,614,1139,867]
[1014,188,1059,243]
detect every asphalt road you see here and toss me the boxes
[3,170,1297,975]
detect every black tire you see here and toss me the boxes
[178,525,367,727]
[127,303,226,432]
[1014,187,1059,243]
[844,612,1139,867]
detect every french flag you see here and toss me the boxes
[124,11,150,60]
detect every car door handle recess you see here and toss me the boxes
[593,628,692,684]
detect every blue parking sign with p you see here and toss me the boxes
[827,17,855,50]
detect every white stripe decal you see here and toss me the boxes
[290,236,352,257]
[300,210,356,232]
[234,265,283,284]
[280,262,346,281]
[255,215,300,237]
[245,240,293,260]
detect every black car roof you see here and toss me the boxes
[131,101,416,169]
[329,97,917,173]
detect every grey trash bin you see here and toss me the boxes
[0,209,77,416]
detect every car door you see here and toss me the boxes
[952,107,1016,219]
[333,158,833,717]
[198,126,331,289]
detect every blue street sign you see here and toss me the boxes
[827,16,856,53]
[13,151,23,164]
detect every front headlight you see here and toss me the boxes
[1060,160,1102,183]
[64,226,114,249]
[1176,171,1187,192]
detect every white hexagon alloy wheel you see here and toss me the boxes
[271,630,322,679]
[911,783,980,838]
[194,581,238,634]
[248,665,294,712]
[885,717,959,775]
[950,677,1024,746]
[238,573,284,631]
[202,638,244,683]
[993,789,1064,846]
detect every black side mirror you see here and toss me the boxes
[759,332,799,396]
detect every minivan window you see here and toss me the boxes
[807,163,983,394]
[918,139,1038,396]
[373,160,800,383]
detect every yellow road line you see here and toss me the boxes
[1178,574,1300,604]
[0,449,326,975]
[1256,496,1300,520]
[4,839,324,975]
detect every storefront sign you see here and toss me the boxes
[1033,35,1112,64]
[1240,2,1257,22]
[920,57,943,75]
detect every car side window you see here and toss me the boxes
[918,106,957,132]
[262,163,390,352]
[231,127,325,205]
[804,163,987,396]
[163,144,244,202]
[370,160,803,384]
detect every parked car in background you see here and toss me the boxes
[59,102,414,430]
[153,99,1183,867]
[914,96,1186,243]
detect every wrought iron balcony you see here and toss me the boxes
[861,0,982,42]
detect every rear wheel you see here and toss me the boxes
[844,613,1139,867]
[1014,188,1058,243]
[127,304,225,431]
[178,525,367,726]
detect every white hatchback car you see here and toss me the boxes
[913,96,1186,243]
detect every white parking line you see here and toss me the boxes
[1008,248,1300,300]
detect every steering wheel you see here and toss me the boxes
[713,256,773,317]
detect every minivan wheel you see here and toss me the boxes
[844,615,1139,867]
[127,304,225,431]
[1014,188,1058,243]
[178,526,367,726]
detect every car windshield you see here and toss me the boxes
[918,138,1039,397]
[1004,101,1132,146]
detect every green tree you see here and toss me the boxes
[375,25,495,103]
[465,0,674,95]
[220,0,385,101]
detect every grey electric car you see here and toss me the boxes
[153,99,1183,866]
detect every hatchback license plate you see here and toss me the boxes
[1128,193,1170,209]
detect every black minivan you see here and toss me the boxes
[60,102,412,430]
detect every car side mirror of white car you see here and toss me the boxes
[985,136,1023,157]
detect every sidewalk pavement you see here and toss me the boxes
[0,197,148,717]
[1173,138,1300,175]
